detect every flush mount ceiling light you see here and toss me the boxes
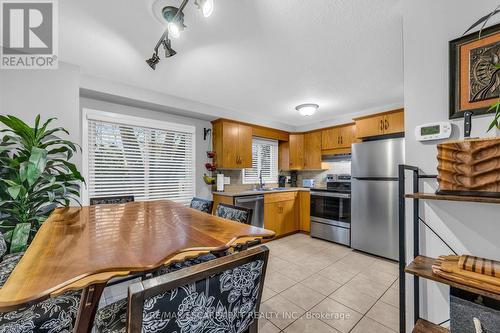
[296,103,319,116]
[146,0,215,70]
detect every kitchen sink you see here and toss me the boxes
[249,187,288,191]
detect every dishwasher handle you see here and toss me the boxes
[234,195,264,204]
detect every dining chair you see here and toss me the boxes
[0,232,82,333]
[94,245,269,333]
[215,203,253,225]
[189,197,214,214]
[90,195,135,206]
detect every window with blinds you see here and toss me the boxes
[242,138,279,184]
[84,111,195,204]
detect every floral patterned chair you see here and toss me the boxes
[215,203,253,225]
[94,245,269,333]
[189,197,214,214]
[215,203,260,251]
[0,232,82,333]
[90,195,135,206]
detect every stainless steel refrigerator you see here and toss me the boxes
[351,138,405,261]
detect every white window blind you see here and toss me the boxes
[242,138,279,184]
[85,112,195,204]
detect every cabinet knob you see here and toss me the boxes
[385,119,389,130]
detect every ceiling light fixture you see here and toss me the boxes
[296,103,319,117]
[146,0,215,69]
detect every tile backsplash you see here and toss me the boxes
[215,159,351,191]
[296,159,351,187]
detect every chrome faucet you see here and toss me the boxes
[258,170,265,189]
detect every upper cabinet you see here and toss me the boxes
[354,109,404,139]
[304,131,322,169]
[289,134,304,170]
[212,120,252,169]
[321,124,356,150]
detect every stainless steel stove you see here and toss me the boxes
[310,174,351,246]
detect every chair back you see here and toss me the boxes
[90,196,135,206]
[126,246,269,333]
[189,197,214,214]
[215,203,253,225]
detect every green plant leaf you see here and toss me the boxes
[19,161,28,182]
[27,147,48,185]
[10,223,30,253]
[2,230,13,244]
[7,185,22,199]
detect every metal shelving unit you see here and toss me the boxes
[398,164,500,333]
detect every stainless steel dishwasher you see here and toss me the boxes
[234,195,264,228]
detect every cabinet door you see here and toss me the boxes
[304,131,322,169]
[384,111,404,135]
[222,122,240,168]
[278,141,290,170]
[238,124,253,168]
[355,116,385,138]
[264,202,282,236]
[289,134,304,170]
[280,200,297,234]
[321,127,341,150]
[339,124,356,148]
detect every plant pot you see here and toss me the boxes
[437,137,500,197]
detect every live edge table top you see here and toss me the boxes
[0,200,275,311]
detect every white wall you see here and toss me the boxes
[0,63,82,169]
[403,0,500,330]
[80,97,213,199]
[0,62,213,200]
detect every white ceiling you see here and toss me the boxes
[61,0,404,130]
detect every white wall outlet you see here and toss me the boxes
[224,177,230,185]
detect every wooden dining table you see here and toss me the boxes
[0,200,275,332]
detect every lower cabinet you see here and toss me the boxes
[263,191,309,236]
[213,191,311,237]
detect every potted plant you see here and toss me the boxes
[0,115,84,253]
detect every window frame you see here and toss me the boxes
[242,137,279,185]
[81,108,196,205]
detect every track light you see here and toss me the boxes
[195,0,214,17]
[146,52,160,70]
[163,6,185,39]
[163,39,177,58]
[146,0,215,68]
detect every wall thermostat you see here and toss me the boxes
[415,122,452,141]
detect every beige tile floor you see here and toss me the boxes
[101,233,400,333]
[259,233,399,333]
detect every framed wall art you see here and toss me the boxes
[450,22,500,119]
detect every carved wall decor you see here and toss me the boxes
[437,137,500,197]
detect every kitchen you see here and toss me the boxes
[212,108,404,260]
[3,1,500,333]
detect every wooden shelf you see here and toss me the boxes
[405,192,500,204]
[405,256,500,301]
[412,319,449,333]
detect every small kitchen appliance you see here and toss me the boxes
[302,179,315,188]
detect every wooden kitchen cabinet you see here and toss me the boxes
[354,109,404,139]
[384,110,405,135]
[212,120,252,169]
[289,134,304,170]
[304,131,322,169]
[321,124,356,150]
[264,192,297,237]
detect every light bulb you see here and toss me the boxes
[201,0,214,17]
[168,22,181,39]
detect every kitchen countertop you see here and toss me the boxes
[213,187,310,197]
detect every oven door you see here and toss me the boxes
[310,191,351,224]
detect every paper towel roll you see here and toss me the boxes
[217,173,224,192]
